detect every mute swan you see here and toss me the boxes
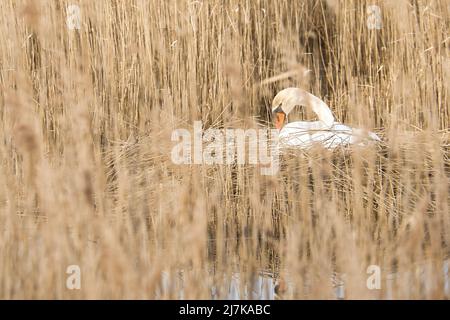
[272,88,380,149]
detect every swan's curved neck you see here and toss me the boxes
[283,91,335,127]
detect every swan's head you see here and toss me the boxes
[271,87,335,129]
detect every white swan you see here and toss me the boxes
[272,88,380,149]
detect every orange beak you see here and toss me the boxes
[274,112,286,130]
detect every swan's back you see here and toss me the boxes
[279,121,379,149]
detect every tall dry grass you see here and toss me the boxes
[0,0,449,299]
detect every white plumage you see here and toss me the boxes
[271,88,380,149]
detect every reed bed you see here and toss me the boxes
[0,0,449,299]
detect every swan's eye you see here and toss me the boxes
[272,104,283,114]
